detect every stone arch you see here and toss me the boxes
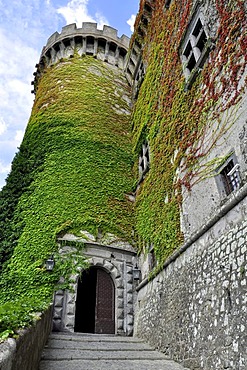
[74,265,115,334]
[52,245,135,336]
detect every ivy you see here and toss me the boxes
[132,0,246,266]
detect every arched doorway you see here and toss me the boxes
[74,267,115,334]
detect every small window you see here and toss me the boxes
[164,0,172,9]
[148,245,157,271]
[180,8,211,88]
[219,160,240,195]
[215,154,241,198]
[139,141,150,179]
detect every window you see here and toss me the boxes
[164,0,172,9]
[180,8,211,88]
[219,160,240,195]
[139,141,150,178]
[215,154,241,198]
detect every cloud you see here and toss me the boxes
[57,0,108,29]
[0,117,7,136]
[0,160,11,175]
[14,130,25,145]
[0,28,38,143]
[127,14,136,32]
[0,160,10,190]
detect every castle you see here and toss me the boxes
[0,1,246,369]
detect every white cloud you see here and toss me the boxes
[127,14,136,32]
[0,117,7,136]
[0,28,37,135]
[14,130,25,144]
[0,160,11,174]
[57,0,108,29]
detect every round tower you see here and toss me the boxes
[0,23,136,336]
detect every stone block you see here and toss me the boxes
[67,304,75,315]
[126,283,133,294]
[117,319,124,330]
[117,309,124,319]
[67,293,75,304]
[117,298,124,309]
[64,315,75,329]
[127,293,133,304]
[54,295,63,307]
[53,308,63,319]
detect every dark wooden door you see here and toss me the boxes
[74,267,115,334]
[95,269,115,334]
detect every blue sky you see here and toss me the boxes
[0,0,139,189]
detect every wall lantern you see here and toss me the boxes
[133,264,141,281]
[45,256,55,271]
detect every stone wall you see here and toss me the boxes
[134,187,247,370]
[0,306,53,370]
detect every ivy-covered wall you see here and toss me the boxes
[0,55,134,338]
[132,1,247,368]
[0,0,246,347]
[131,0,247,269]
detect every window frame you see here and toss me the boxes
[215,153,241,199]
[164,0,172,9]
[139,141,150,179]
[179,5,212,89]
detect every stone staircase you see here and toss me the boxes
[39,332,189,370]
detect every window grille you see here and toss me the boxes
[180,8,212,88]
[182,16,208,77]
[220,160,240,195]
[139,141,150,178]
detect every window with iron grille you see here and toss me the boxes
[215,154,241,198]
[139,141,150,179]
[219,160,240,196]
[180,7,212,88]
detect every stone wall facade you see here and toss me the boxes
[53,235,137,336]
[134,186,247,370]
[0,306,52,370]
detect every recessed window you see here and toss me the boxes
[219,160,240,195]
[134,60,145,99]
[139,141,150,179]
[164,0,172,9]
[180,9,211,88]
[215,154,241,198]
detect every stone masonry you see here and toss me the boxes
[134,185,247,370]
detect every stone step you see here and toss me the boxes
[39,332,189,370]
[41,348,168,360]
[45,340,155,351]
[46,334,153,351]
[40,359,188,370]
[48,332,144,342]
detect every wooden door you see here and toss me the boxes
[95,269,115,334]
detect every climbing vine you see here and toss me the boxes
[132,0,247,268]
[0,55,134,338]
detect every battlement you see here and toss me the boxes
[44,23,130,52]
[32,23,130,94]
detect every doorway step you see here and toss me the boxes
[39,332,189,370]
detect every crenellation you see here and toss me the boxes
[46,31,60,46]
[43,22,129,53]
[102,24,118,39]
[31,22,131,93]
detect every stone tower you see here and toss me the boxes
[0,23,137,336]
